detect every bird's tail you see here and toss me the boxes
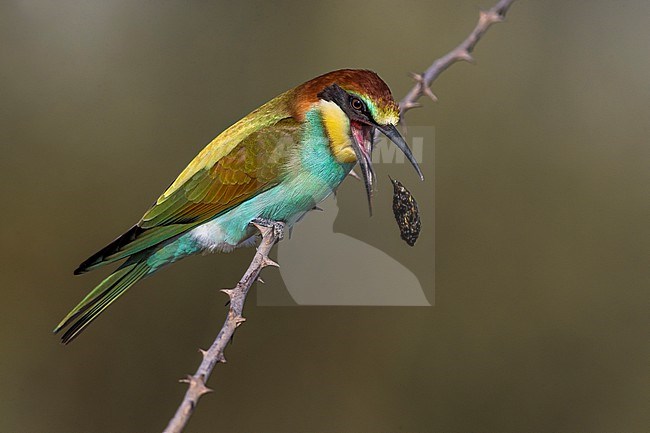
[54,255,151,344]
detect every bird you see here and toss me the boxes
[54,69,423,344]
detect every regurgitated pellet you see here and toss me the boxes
[390,177,421,246]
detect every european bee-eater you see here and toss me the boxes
[54,69,423,343]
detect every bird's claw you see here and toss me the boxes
[251,218,285,240]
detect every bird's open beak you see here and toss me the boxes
[349,121,376,214]
[350,122,424,215]
[375,123,424,181]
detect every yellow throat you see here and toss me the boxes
[319,100,357,164]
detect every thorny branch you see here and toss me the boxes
[163,1,516,431]
[162,220,284,433]
[399,0,517,116]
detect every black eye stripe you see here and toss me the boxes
[317,84,376,124]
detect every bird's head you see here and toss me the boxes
[292,69,423,211]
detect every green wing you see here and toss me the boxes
[75,91,301,274]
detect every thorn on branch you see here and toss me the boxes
[197,385,213,396]
[457,50,475,63]
[423,87,438,102]
[410,72,435,100]
[409,71,425,83]
[194,376,214,396]
[220,288,235,298]
[262,257,280,268]
[480,9,505,26]
[179,374,213,396]
[403,101,422,110]
[479,9,490,26]
[179,375,192,384]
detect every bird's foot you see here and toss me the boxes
[251,218,285,240]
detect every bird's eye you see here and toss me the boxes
[350,97,364,111]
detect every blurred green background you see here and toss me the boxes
[1,1,648,432]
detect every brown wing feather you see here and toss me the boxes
[139,119,299,227]
[75,116,302,274]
